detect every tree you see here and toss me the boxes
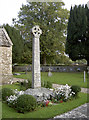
[14,2,69,65]
[21,43,32,64]
[66,4,89,65]
[4,24,24,63]
[54,53,73,65]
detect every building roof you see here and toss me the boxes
[0,27,13,47]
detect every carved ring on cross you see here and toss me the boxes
[32,25,42,38]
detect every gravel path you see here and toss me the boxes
[48,84,89,120]
[48,103,89,119]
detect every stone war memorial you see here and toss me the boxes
[0,27,13,84]
[32,25,42,88]
[24,25,53,102]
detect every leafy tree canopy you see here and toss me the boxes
[14,2,69,64]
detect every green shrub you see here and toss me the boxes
[41,81,47,88]
[41,81,52,88]
[16,94,37,113]
[46,81,52,88]
[0,89,2,101]
[20,86,27,91]
[2,88,14,101]
[27,80,32,88]
[71,85,81,97]
[20,79,32,90]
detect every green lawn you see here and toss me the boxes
[1,72,89,119]
[2,93,89,119]
[13,72,89,88]
[0,101,2,120]
[2,83,20,91]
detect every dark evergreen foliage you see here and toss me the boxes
[71,85,81,97]
[66,4,89,65]
[16,94,37,113]
[4,24,24,63]
[2,88,14,101]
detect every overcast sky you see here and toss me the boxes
[0,0,89,25]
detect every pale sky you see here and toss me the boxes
[63,0,89,10]
[0,0,89,25]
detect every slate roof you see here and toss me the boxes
[0,27,13,47]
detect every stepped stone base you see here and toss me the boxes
[24,87,53,102]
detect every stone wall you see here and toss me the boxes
[0,46,13,84]
[13,65,87,73]
[0,47,2,85]
[13,65,32,72]
[41,65,87,72]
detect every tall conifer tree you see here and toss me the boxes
[66,4,89,65]
[4,24,24,63]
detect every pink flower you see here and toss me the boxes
[6,96,8,99]
[60,100,63,103]
[46,100,49,106]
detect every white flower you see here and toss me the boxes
[53,84,74,100]
[7,95,18,103]
[72,91,75,95]
[13,89,19,94]
[18,91,24,95]
[6,90,25,106]
[13,89,24,96]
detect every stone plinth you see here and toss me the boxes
[32,25,42,88]
[24,88,53,102]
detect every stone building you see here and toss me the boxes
[0,27,13,84]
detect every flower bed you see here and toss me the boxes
[1,84,81,113]
[52,84,76,102]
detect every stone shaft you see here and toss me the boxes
[32,37,41,88]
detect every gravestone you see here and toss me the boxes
[48,67,52,77]
[32,25,42,88]
[84,71,86,83]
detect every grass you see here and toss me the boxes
[2,92,89,119]
[2,83,20,91]
[13,72,89,88]
[1,72,89,119]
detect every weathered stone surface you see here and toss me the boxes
[13,73,21,75]
[24,87,53,102]
[0,27,13,84]
[32,25,42,88]
[48,103,89,120]
[0,28,13,47]
[12,78,26,83]
[13,65,87,73]
[48,72,52,77]
[52,103,89,119]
